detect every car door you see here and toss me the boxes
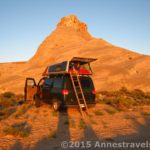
[42,78,53,101]
[24,78,37,101]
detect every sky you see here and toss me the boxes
[0,0,150,63]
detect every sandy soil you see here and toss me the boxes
[0,103,150,150]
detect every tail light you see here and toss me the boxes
[61,89,69,95]
[92,89,96,94]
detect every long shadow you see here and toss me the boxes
[79,121,101,150]
[10,140,23,150]
[33,109,100,150]
[32,108,70,150]
[10,107,150,150]
[114,113,150,142]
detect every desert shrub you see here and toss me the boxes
[14,103,32,118]
[0,92,24,108]
[130,89,146,99]
[107,109,118,115]
[3,122,31,137]
[119,87,129,95]
[14,109,26,118]
[98,87,150,109]
[0,98,15,108]
[1,92,15,99]
[0,92,26,120]
[0,107,16,121]
[94,110,104,116]
[0,92,16,108]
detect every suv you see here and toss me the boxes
[24,74,96,111]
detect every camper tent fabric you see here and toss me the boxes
[48,61,68,73]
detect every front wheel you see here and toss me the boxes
[34,94,41,107]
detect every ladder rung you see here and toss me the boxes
[70,72,88,114]
[75,86,80,88]
[78,98,83,101]
[73,80,78,82]
[73,79,78,81]
[80,104,85,108]
[72,76,78,78]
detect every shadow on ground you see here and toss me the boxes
[10,109,150,150]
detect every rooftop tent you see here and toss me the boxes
[42,57,97,76]
[69,57,97,75]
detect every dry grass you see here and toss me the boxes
[14,103,32,118]
[3,121,31,137]
[0,107,16,121]
[0,92,24,120]
[79,119,86,129]
[97,87,150,110]
[107,109,118,115]
[94,110,104,116]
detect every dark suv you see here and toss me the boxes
[25,74,96,111]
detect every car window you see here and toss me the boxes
[68,77,93,89]
[53,78,63,88]
[27,79,35,86]
[48,61,67,72]
[43,78,53,88]
[81,63,90,70]
[80,78,92,89]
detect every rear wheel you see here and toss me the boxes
[52,100,61,111]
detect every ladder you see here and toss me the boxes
[70,72,88,114]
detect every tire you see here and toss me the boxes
[34,94,41,107]
[52,100,61,111]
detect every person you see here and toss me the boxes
[75,62,92,74]
[69,62,91,74]
[69,62,80,74]
[74,62,81,72]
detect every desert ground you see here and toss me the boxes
[0,102,150,150]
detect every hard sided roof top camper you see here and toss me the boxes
[25,57,97,114]
[42,57,97,76]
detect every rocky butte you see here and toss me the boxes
[0,15,150,93]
